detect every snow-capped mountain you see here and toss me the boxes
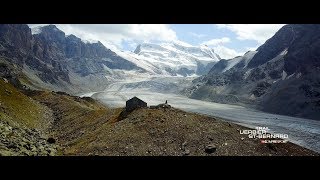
[208,51,257,74]
[114,42,221,77]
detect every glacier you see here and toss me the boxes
[80,76,320,154]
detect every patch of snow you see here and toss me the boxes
[81,39,99,44]
[102,64,114,75]
[223,57,242,72]
[244,69,253,79]
[187,73,199,78]
[249,94,256,100]
[287,73,295,79]
[219,51,257,72]
[172,40,194,47]
[30,26,43,35]
[280,48,288,56]
[296,72,302,78]
[282,70,287,80]
[242,51,258,68]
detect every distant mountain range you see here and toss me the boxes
[0,24,146,93]
[115,42,220,76]
[185,24,320,120]
[0,24,221,94]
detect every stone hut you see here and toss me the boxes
[126,96,147,112]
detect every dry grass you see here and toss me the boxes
[0,79,51,129]
[29,91,113,155]
[41,103,318,156]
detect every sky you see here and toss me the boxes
[28,24,285,59]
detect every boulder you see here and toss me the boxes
[47,137,56,144]
[205,144,217,154]
[182,149,190,156]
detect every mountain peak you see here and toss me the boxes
[171,40,194,47]
[66,34,81,42]
[35,25,66,43]
[134,44,141,54]
[40,25,64,34]
[248,24,320,70]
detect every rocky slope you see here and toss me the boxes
[186,24,320,120]
[0,24,143,94]
[0,76,111,156]
[0,78,59,156]
[0,120,58,156]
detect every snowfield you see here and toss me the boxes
[112,42,220,76]
[80,77,320,153]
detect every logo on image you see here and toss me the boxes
[239,127,288,143]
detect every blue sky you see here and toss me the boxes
[119,24,284,59]
[29,24,285,59]
[171,24,259,52]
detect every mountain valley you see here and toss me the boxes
[1,24,320,156]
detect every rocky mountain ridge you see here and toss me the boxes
[0,24,143,94]
[185,24,320,120]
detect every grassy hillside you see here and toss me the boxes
[0,78,52,130]
[0,79,59,156]
[54,107,317,156]
[28,90,116,155]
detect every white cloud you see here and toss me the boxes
[245,45,260,51]
[201,37,230,46]
[28,24,177,50]
[213,45,244,59]
[200,37,240,59]
[127,41,138,49]
[172,40,193,47]
[216,24,285,44]
[189,32,207,38]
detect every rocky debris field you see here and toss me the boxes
[0,120,59,156]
